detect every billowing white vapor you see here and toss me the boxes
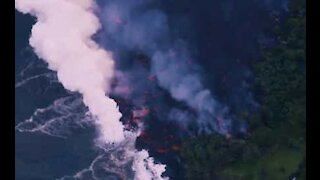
[15,0,124,142]
[15,0,168,179]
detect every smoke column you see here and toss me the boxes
[15,0,167,179]
[98,0,232,134]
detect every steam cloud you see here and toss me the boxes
[15,0,124,143]
[15,0,167,179]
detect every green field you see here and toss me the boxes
[224,145,305,179]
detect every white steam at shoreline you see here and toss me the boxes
[15,0,124,143]
[15,0,167,179]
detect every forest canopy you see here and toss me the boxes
[181,0,306,179]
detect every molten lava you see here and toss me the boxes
[132,107,150,120]
[171,144,182,151]
[140,131,152,142]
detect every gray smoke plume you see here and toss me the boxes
[97,0,232,134]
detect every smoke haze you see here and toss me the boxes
[97,0,234,135]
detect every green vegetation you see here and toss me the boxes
[181,0,305,179]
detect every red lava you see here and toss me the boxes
[157,148,170,154]
[132,107,150,122]
[140,131,152,142]
[172,144,182,151]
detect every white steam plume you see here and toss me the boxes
[15,0,168,179]
[15,0,124,143]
